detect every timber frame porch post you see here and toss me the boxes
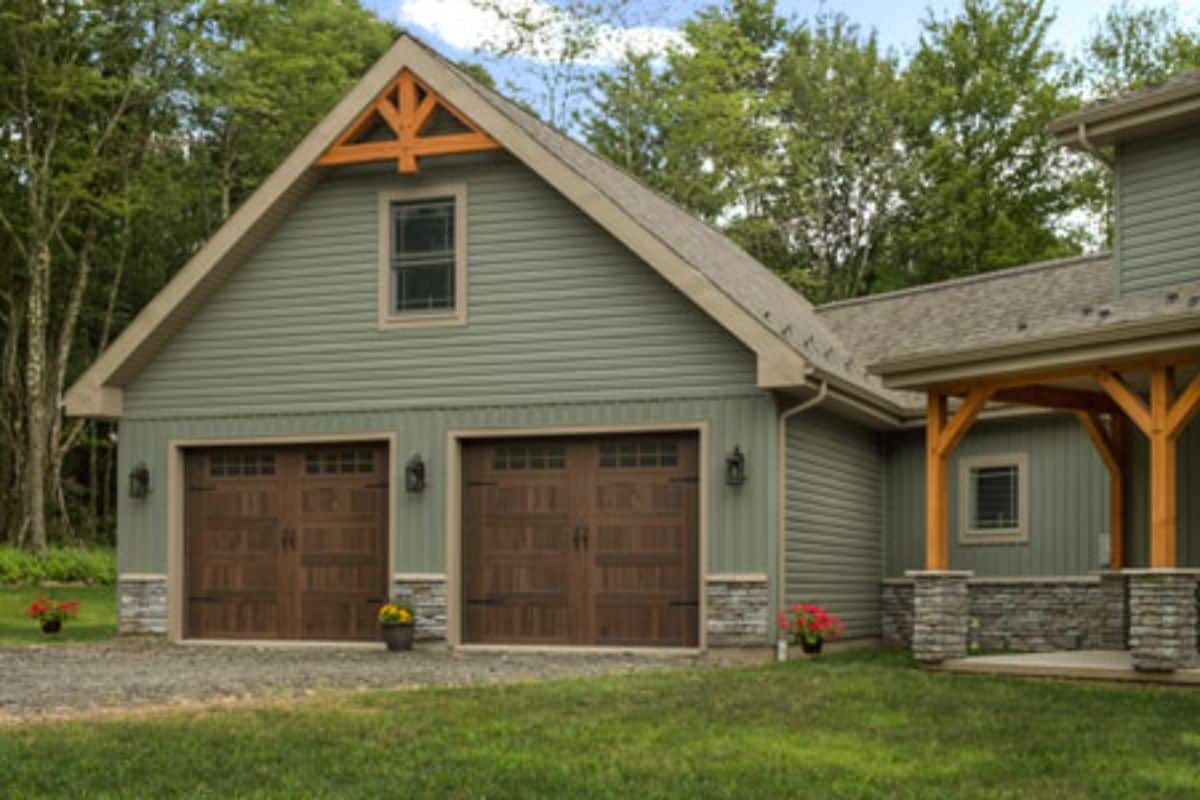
[1097,364,1200,568]
[924,387,992,570]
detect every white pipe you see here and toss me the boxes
[775,380,829,659]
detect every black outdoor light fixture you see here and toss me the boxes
[405,454,427,493]
[129,462,151,499]
[725,445,747,486]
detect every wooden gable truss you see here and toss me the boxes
[317,70,501,173]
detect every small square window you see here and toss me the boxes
[959,453,1028,545]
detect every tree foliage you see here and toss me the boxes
[5,0,1200,552]
[0,0,395,549]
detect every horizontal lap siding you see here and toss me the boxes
[785,409,883,639]
[123,156,757,416]
[1117,130,1200,295]
[882,414,1109,577]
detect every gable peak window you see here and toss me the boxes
[378,185,466,328]
[392,198,454,313]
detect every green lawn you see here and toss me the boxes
[3,650,1199,799]
[0,585,116,644]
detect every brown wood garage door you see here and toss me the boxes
[184,443,389,640]
[463,432,699,647]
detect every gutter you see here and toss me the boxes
[1075,122,1114,168]
[775,380,829,617]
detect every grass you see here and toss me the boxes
[0,585,117,644]
[3,650,1200,799]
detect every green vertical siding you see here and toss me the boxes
[1115,129,1200,295]
[117,394,778,580]
[123,155,757,417]
[883,414,1110,577]
[784,408,883,639]
[1125,414,1200,568]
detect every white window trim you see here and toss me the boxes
[377,183,468,329]
[957,452,1030,545]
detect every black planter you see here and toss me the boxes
[800,637,823,655]
[41,619,62,635]
[381,623,414,652]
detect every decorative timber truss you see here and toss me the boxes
[317,70,501,173]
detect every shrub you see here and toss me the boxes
[0,546,116,586]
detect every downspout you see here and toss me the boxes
[1077,122,1114,168]
[776,380,829,626]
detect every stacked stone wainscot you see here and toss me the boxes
[884,573,1129,653]
[1127,569,1199,672]
[706,575,769,646]
[392,575,448,642]
[118,575,168,635]
[908,570,971,664]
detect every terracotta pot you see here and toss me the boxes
[800,637,823,655]
[381,623,414,652]
[41,619,62,635]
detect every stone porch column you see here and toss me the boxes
[1093,570,1128,650]
[907,570,973,664]
[1126,569,1199,672]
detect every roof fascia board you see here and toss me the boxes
[875,316,1200,390]
[1053,94,1200,148]
[65,36,811,418]
[64,39,421,418]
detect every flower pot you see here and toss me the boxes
[41,619,62,635]
[381,622,414,652]
[800,637,823,655]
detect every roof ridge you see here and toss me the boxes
[815,252,1112,312]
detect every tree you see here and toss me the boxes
[0,0,398,552]
[884,0,1084,288]
[1080,2,1200,99]
[769,14,910,301]
[190,0,395,223]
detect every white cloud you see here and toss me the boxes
[395,0,685,65]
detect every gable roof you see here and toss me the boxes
[67,33,906,420]
[818,254,1113,374]
[1051,67,1200,148]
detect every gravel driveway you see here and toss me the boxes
[0,640,764,722]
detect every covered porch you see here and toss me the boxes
[879,341,1200,673]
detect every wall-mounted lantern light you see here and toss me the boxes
[405,454,427,493]
[725,446,747,487]
[129,462,151,499]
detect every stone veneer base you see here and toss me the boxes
[706,576,769,647]
[909,571,971,664]
[392,576,448,642]
[1127,569,1199,672]
[884,573,1129,653]
[118,573,768,648]
[118,575,168,635]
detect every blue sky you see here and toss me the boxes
[366,0,1200,62]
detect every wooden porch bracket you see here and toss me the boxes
[1094,366,1200,568]
[1075,411,1126,569]
[991,385,1118,415]
[925,386,994,570]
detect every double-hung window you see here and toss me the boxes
[378,186,466,327]
[958,453,1029,544]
